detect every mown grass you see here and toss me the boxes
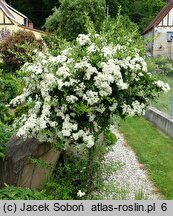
[119,117,173,200]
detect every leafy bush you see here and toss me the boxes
[0,72,21,103]
[104,129,117,146]
[11,30,169,146]
[147,56,173,75]
[10,15,170,194]
[0,122,14,158]
[44,0,106,41]
[44,159,87,200]
[0,185,52,200]
[0,30,44,69]
[0,69,23,123]
[43,34,71,56]
[44,141,109,199]
[101,14,145,54]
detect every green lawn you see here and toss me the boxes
[119,117,173,199]
[151,76,173,116]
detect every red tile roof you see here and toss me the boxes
[142,1,173,35]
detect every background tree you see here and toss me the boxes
[44,0,106,41]
[6,0,166,32]
[128,0,165,31]
[106,0,130,18]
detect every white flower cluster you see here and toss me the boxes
[76,34,91,46]
[154,80,170,93]
[61,115,78,137]
[122,101,145,117]
[11,33,169,149]
[83,91,99,105]
[10,93,27,106]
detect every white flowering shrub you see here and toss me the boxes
[10,33,170,150]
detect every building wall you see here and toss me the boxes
[0,21,20,33]
[7,7,25,25]
[0,10,43,39]
[0,9,4,23]
[152,26,173,59]
[0,24,43,39]
[0,24,43,40]
[0,9,12,24]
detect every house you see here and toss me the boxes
[143,0,173,59]
[0,0,43,39]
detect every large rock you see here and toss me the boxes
[0,136,60,189]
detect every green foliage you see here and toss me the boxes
[44,0,106,41]
[0,103,8,124]
[44,150,89,199]
[43,34,72,56]
[0,30,44,69]
[0,185,52,200]
[0,69,23,124]
[150,75,172,116]
[129,0,165,32]
[147,56,173,75]
[101,13,146,56]
[0,72,21,103]
[106,0,130,18]
[30,157,53,173]
[43,142,110,199]
[0,67,20,158]
[0,122,14,159]
[7,0,166,32]
[104,129,117,146]
[106,0,165,32]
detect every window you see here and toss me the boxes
[167,32,173,42]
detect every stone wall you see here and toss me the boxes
[145,107,173,138]
[0,136,60,189]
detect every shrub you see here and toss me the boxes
[44,141,109,199]
[44,157,87,199]
[44,0,106,41]
[11,32,169,146]
[0,30,44,69]
[146,56,173,75]
[104,129,117,146]
[0,69,23,123]
[10,15,170,194]
[0,122,14,159]
[43,34,71,56]
[0,72,21,103]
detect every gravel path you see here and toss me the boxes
[102,128,162,200]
